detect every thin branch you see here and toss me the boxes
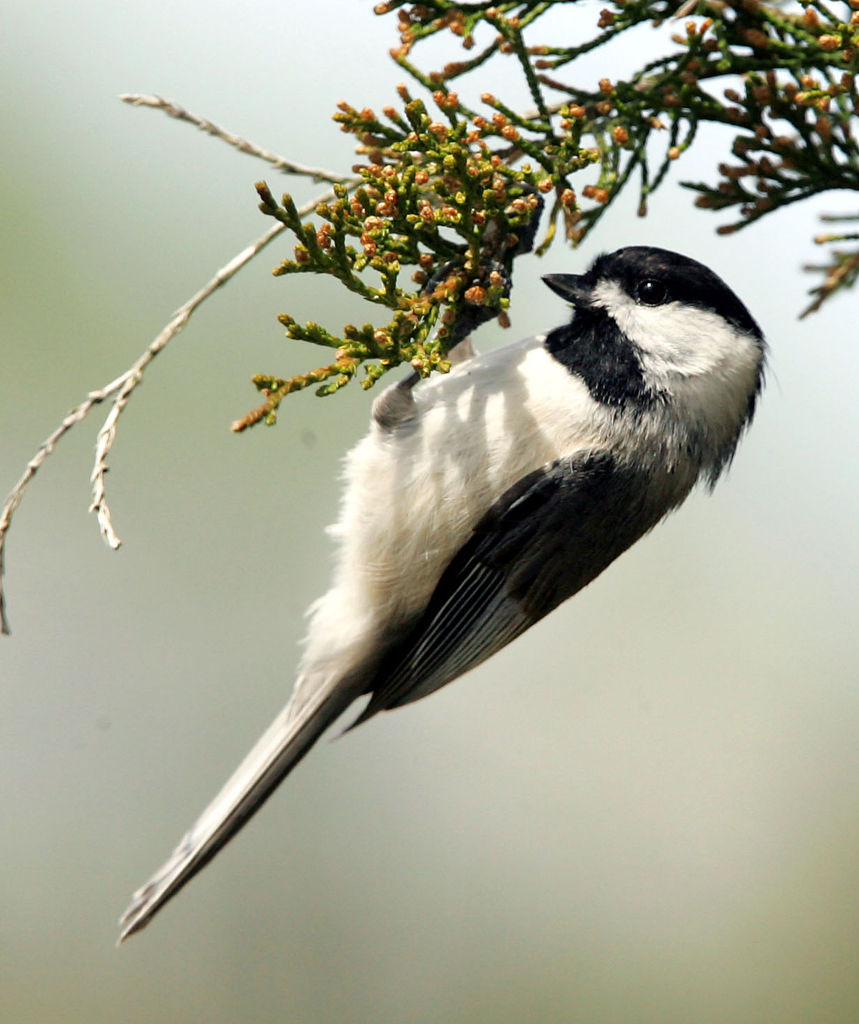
[86,219,288,552]
[0,183,337,635]
[0,372,128,635]
[120,94,356,185]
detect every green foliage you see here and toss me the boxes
[238,0,859,428]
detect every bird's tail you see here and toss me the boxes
[117,679,357,943]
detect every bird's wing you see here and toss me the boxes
[352,451,655,725]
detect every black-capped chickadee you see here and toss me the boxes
[119,245,765,941]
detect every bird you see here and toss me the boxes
[118,245,765,942]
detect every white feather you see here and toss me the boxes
[297,336,608,688]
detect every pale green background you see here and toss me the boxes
[2,3,858,1023]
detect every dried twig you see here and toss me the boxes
[1,372,129,634]
[120,94,355,185]
[87,220,290,549]
[2,80,361,635]
[1,206,316,635]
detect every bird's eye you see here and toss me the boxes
[637,279,669,306]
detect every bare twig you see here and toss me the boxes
[3,77,361,635]
[1,219,284,633]
[86,219,289,552]
[0,372,128,634]
[0,191,332,635]
[120,94,356,185]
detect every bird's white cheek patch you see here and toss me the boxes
[593,280,757,380]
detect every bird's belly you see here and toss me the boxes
[299,344,611,680]
[340,347,605,617]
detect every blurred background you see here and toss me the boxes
[2,3,857,1022]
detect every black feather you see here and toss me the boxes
[351,452,663,726]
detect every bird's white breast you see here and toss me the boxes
[299,337,610,677]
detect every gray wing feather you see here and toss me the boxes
[352,451,658,725]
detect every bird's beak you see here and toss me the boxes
[542,273,594,309]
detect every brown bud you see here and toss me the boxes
[743,28,770,49]
[582,185,610,204]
